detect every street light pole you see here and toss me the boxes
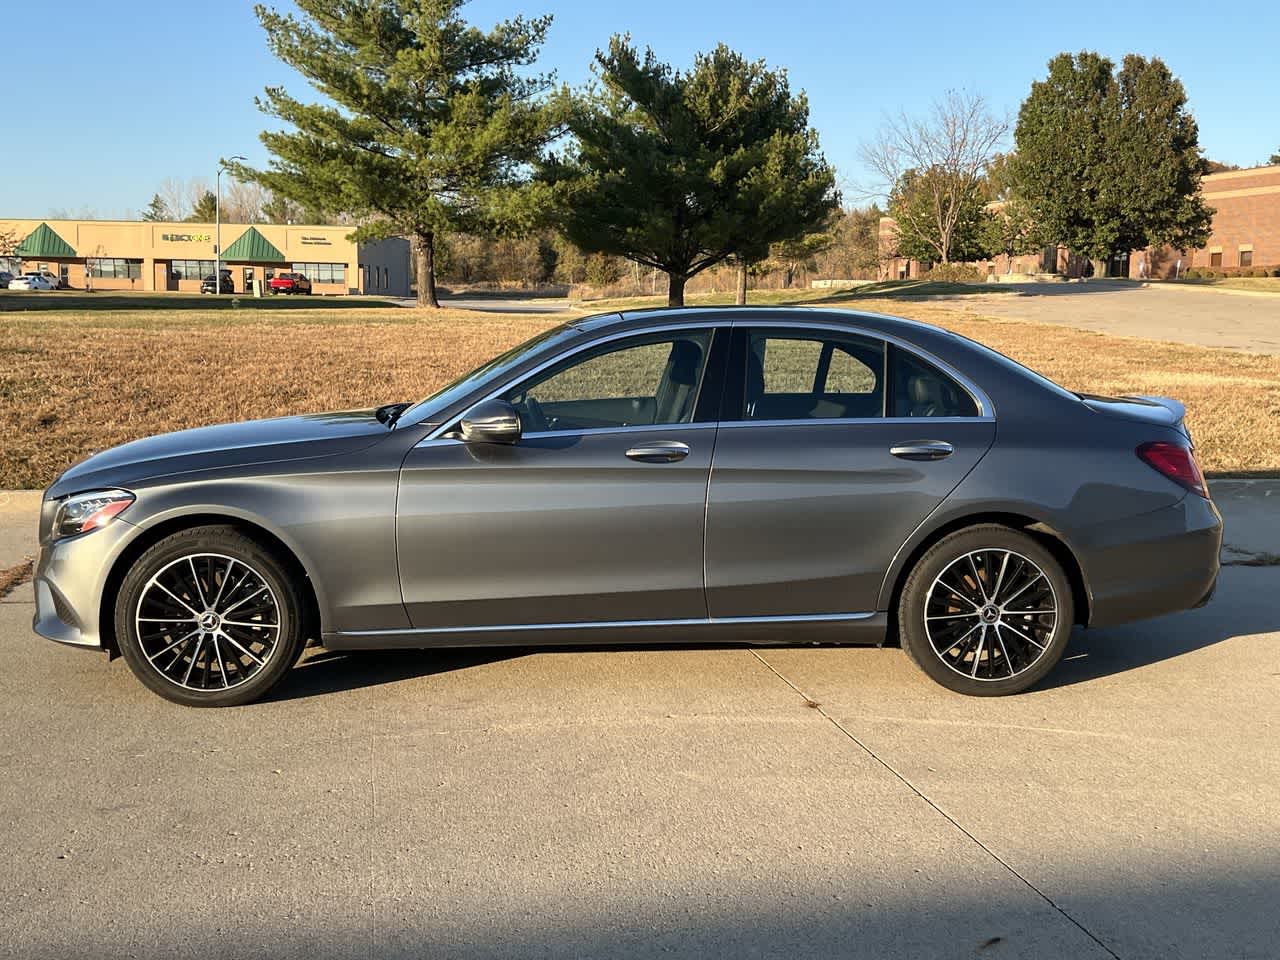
[215,156,246,294]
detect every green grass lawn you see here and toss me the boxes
[0,290,401,313]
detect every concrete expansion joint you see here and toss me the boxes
[748,650,1123,960]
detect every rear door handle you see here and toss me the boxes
[625,440,690,463]
[890,440,954,461]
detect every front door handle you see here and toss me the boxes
[625,440,690,463]
[890,440,954,461]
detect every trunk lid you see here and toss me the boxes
[1080,394,1189,438]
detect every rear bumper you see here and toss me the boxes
[1079,494,1222,627]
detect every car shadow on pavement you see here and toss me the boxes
[265,647,525,702]
[1038,567,1280,690]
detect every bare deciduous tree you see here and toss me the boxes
[862,91,1008,264]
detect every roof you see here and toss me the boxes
[15,222,75,258]
[219,226,286,263]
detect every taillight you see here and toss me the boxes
[1137,441,1209,499]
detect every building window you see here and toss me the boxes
[1240,249,1253,267]
[292,262,345,284]
[1209,251,1223,267]
[88,258,143,279]
[171,259,216,280]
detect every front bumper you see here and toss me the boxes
[1079,493,1223,627]
[32,518,138,651]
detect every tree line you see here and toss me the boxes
[202,1,1241,304]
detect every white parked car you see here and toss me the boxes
[9,273,57,291]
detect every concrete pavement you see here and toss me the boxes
[955,281,1280,355]
[2,485,1278,959]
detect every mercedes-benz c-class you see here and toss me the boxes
[33,308,1222,705]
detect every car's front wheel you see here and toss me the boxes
[114,525,307,707]
[898,525,1074,696]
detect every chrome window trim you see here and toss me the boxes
[420,321,726,443]
[521,422,720,441]
[718,416,991,430]
[418,314,994,448]
[336,610,877,638]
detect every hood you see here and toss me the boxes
[1080,394,1189,437]
[49,409,392,496]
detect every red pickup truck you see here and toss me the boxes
[269,272,313,294]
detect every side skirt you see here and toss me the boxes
[323,612,889,651]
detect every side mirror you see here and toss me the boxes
[459,399,521,444]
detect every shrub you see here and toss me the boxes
[922,262,983,282]
[1272,268,1280,278]
[1183,268,1201,279]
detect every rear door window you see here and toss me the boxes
[745,331,884,420]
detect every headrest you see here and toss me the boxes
[909,375,943,405]
[667,339,702,385]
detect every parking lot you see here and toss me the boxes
[2,482,1278,959]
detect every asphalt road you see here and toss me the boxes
[2,483,1278,959]
[957,281,1280,355]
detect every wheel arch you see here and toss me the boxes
[99,512,323,658]
[879,511,1092,638]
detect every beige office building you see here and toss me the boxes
[0,218,410,296]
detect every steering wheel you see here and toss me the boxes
[521,395,549,433]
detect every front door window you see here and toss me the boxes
[503,332,714,433]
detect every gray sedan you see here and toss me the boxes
[32,308,1222,706]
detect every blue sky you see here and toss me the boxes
[3,0,1277,218]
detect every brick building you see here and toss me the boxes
[879,163,1280,281]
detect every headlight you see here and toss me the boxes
[53,489,135,539]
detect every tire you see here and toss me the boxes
[114,525,307,707]
[898,524,1074,696]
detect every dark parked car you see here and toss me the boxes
[0,270,14,289]
[200,271,234,294]
[33,308,1221,706]
[269,272,312,294]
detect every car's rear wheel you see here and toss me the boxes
[114,525,307,707]
[899,525,1074,696]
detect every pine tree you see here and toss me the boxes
[235,0,567,307]
[545,38,838,307]
[140,194,172,222]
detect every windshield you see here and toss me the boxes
[398,323,578,426]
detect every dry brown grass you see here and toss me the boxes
[2,300,1276,488]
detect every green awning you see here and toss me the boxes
[219,227,286,263]
[16,222,75,258]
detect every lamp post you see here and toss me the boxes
[215,155,246,294]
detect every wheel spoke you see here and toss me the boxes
[188,557,207,608]
[999,572,1044,609]
[221,586,268,617]
[145,628,200,664]
[154,582,200,617]
[182,635,205,686]
[993,628,1013,677]
[219,630,266,667]
[968,555,989,602]
[990,552,1010,603]
[209,558,235,611]
[970,625,987,677]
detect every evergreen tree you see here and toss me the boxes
[1012,52,1213,273]
[234,0,568,307]
[140,194,172,222]
[546,37,838,307]
[186,191,218,223]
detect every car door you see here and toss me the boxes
[705,324,996,619]
[396,326,728,631]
